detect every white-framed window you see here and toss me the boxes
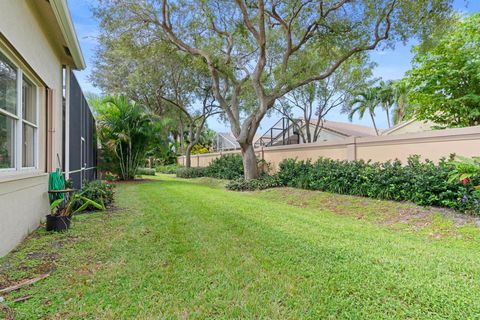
[0,52,38,172]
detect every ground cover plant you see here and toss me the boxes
[70,180,115,212]
[1,175,480,319]
[278,155,480,214]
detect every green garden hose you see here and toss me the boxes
[49,168,65,202]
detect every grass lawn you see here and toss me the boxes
[2,175,480,319]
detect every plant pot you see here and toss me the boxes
[46,214,71,232]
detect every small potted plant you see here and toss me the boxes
[47,193,104,232]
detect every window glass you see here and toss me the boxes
[0,53,17,115]
[22,77,36,124]
[0,113,15,168]
[22,124,35,167]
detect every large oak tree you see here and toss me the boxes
[95,0,453,179]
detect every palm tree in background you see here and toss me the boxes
[377,80,395,128]
[348,88,380,135]
[392,80,411,125]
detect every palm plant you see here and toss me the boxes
[348,88,380,135]
[392,80,410,125]
[377,80,395,128]
[97,95,155,180]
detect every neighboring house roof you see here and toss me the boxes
[49,0,86,70]
[303,119,379,137]
[380,119,418,135]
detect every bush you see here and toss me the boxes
[205,154,244,180]
[71,180,115,212]
[137,167,156,176]
[226,175,282,191]
[156,164,180,174]
[278,156,480,214]
[176,167,207,178]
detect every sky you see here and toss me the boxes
[68,0,480,134]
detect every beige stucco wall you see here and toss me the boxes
[0,1,66,256]
[178,126,480,172]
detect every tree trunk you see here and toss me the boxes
[386,107,391,128]
[370,112,379,136]
[241,143,258,180]
[185,145,193,168]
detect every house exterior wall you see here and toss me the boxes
[299,126,347,143]
[0,1,66,256]
[178,126,480,172]
[383,120,435,135]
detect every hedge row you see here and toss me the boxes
[176,154,244,180]
[278,156,480,214]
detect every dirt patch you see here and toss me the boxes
[266,187,480,231]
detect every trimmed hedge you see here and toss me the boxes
[176,154,244,180]
[156,164,180,174]
[278,156,480,214]
[137,167,156,176]
[176,167,208,178]
[205,154,244,180]
[226,175,282,191]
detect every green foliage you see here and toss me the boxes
[175,154,244,180]
[278,156,480,214]
[347,87,380,134]
[448,156,480,190]
[96,95,157,180]
[155,164,181,174]
[70,180,115,212]
[407,13,480,127]
[175,167,208,178]
[190,144,210,155]
[51,192,105,217]
[136,168,156,176]
[205,154,244,180]
[226,175,282,191]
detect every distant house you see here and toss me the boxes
[214,132,240,151]
[381,118,436,136]
[254,118,378,147]
[0,1,96,256]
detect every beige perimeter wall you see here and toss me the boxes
[178,126,480,172]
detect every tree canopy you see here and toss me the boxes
[406,13,480,128]
[94,0,454,178]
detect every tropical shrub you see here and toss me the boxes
[176,167,207,178]
[137,168,156,176]
[205,154,244,180]
[70,180,114,212]
[226,175,282,191]
[97,95,156,180]
[156,164,180,174]
[278,156,480,214]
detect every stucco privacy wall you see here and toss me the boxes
[178,126,480,171]
[0,1,65,256]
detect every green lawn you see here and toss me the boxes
[2,175,480,319]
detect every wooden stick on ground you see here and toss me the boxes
[0,273,50,295]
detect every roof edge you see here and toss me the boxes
[49,0,86,70]
[382,118,416,135]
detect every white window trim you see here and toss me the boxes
[0,56,40,176]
